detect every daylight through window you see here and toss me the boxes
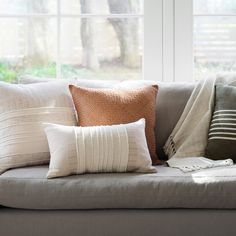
[194,0,236,80]
[0,0,143,82]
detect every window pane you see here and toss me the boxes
[194,16,236,80]
[0,18,57,83]
[61,18,143,80]
[194,0,236,15]
[0,0,57,15]
[61,0,143,15]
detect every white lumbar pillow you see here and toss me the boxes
[0,81,77,174]
[44,119,156,178]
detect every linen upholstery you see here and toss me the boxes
[1,209,236,236]
[1,80,235,236]
[0,82,77,174]
[45,119,155,178]
[69,85,159,163]
[1,81,235,236]
[1,165,236,209]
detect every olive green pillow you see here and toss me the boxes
[206,84,236,161]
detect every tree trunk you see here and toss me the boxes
[27,0,49,66]
[80,0,100,70]
[108,0,140,68]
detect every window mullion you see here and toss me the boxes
[56,0,61,79]
[163,0,175,82]
[144,0,163,81]
[174,0,193,82]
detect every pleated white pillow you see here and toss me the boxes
[44,119,157,178]
[0,81,77,174]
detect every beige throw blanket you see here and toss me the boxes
[164,74,236,172]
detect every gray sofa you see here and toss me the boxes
[1,82,236,236]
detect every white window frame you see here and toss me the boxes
[144,0,163,82]
[174,0,193,83]
[145,0,193,82]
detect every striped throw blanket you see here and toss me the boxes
[164,74,236,172]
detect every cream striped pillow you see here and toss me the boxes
[0,81,77,174]
[44,119,156,178]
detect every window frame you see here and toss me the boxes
[0,0,198,83]
[145,0,194,83]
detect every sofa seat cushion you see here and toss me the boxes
[1,165,236,210]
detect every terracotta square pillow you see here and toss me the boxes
[69,84,159,164]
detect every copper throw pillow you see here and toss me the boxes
[69,84,159,164]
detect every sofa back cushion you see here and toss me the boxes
[155,83,194,159]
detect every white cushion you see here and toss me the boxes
[44,119,156,178]
[0,81,77,174]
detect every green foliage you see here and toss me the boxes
[0,60,141,82]
[61,64,83,78]
[23,63,57,78]
[0,62,18,83]
[0,62,57,83]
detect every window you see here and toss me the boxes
[0,0,143,82]
[162,0,236,82]
[3,1,232,84]
[194,0,236,80]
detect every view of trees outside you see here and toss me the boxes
[0,0,143,82]
[194,0,236,80]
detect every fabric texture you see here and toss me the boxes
[0,81,77,174]
[1,165,236,209]
[1,209,236,236]
[45,119,156,178]
[167,157,233,172]
[164,74,236,172]
[206,84,236,161]
[69,85,159,163]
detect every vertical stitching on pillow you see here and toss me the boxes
[116,126,121,171]
[107,127,113,171]
[123,126,129,172]
[120,126,129,172]
[81,128,86,172]
[98,126,103,172]
[73,127,80,173]
[95,126,100,172]
[116,125,129,172]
